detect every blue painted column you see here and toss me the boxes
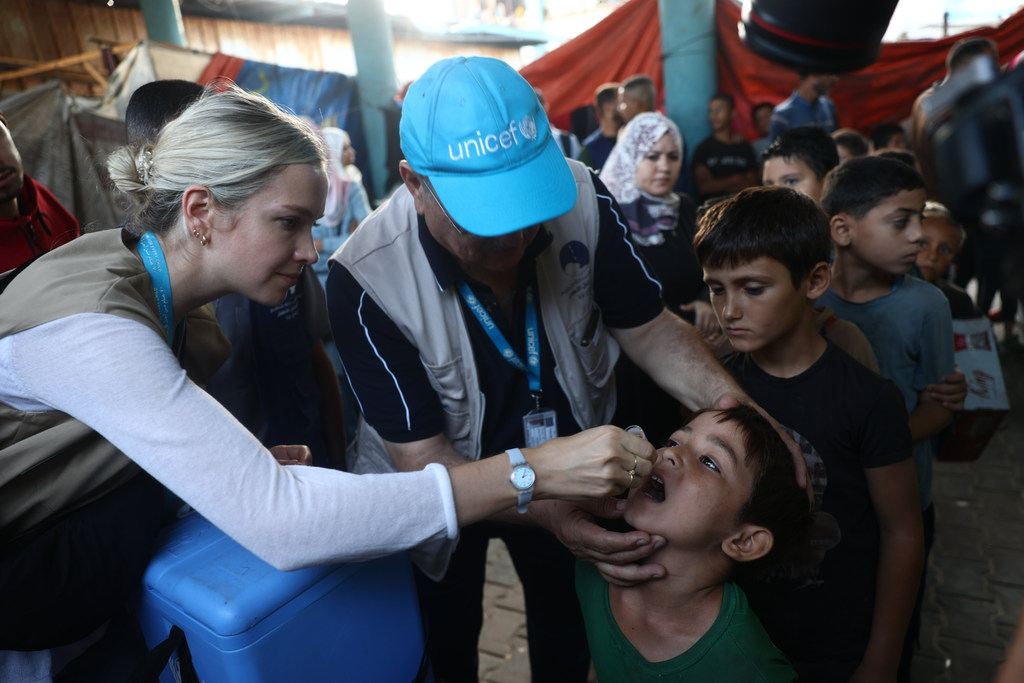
[658,0,716,194]
[347,0,399,201]
[139,0,186,47]
[524,0,544,29]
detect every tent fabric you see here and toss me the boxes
[94,42,215,123]
[0,41,375,239]
[199,52,362,129]
[718,0,1024,139]
[522,0,1024,139]
[0,42,227,234]
[518,0,662,130]
[0,82,121,232]
[199,53,246,86]
[199,53,370,192]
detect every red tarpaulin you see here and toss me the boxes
[523,0,1024,139]
[199,53,246,86]
[518,0,662,130]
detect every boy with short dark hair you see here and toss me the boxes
[694,185,924,681]
[819,156,956,679]
[876,149,920,171]
[832,128,869,163]
[761,125,839,203]
[750,102,774,159]
[576,406,808,681]
[819,158,954,497]
[917,201,982,320]
[617,74,657,123]
[871,122,908,152]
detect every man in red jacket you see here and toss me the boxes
[0,110,79,273]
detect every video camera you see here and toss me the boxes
[924,57,1024,233]
[739,0,1024,233]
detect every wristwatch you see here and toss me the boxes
[507,448,535,514]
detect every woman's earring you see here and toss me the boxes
[192,227,209,246]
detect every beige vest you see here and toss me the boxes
[0,229,229,542]
[335,160,619,473]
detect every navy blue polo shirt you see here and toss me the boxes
[326,173,664,458]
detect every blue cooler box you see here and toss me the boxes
[137,513,427,682]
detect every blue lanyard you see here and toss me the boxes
[137,232,178,346]
[457,282,541,394]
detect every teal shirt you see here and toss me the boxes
[819,275,954,509]
[575,562,797,682]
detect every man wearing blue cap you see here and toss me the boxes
[326,56,781,681]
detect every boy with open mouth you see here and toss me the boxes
[575,406,810,681]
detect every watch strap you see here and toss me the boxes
[508,447,526,467]
[507,448,534,514]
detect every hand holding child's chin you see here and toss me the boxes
[544,498,667,586]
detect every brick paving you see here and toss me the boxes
[478,540,531,682]
[479,340,1023,683]
[911,344,1023,683]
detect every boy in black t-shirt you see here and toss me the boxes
[694,185,924,682]
[691,93,760,204]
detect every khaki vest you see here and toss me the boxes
[0,229,229,542]
[334,160,619,473]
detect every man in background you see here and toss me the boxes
[0,111,79,273]
[769,71,839,142]
[617,74,657,124]
[750,101,774,159]
[691,93,760,204]
[578,82,621,171]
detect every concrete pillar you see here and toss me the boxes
[524,0,544,29]
[139,0,187,47]
[658,0,716,192]
[347,0,399,200]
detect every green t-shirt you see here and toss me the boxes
[575,562,796,682]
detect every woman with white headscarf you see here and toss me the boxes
[600,112,717,337]
[312,127,372,290]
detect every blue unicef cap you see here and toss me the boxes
[400,56,577,237]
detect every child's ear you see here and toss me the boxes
[722,524,773,563]
[830,213,852,247]
[806,261,831,299]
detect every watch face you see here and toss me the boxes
[512,465,535,490]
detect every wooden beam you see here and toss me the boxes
[81,61,107,88]
[0,62,99,84]
[0,57,41,68]
[43,69,101,84]
[0,41,138,83]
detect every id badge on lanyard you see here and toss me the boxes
[523,408,557,448]
[458,282,558,447]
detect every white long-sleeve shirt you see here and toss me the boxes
[0,313,458,577]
